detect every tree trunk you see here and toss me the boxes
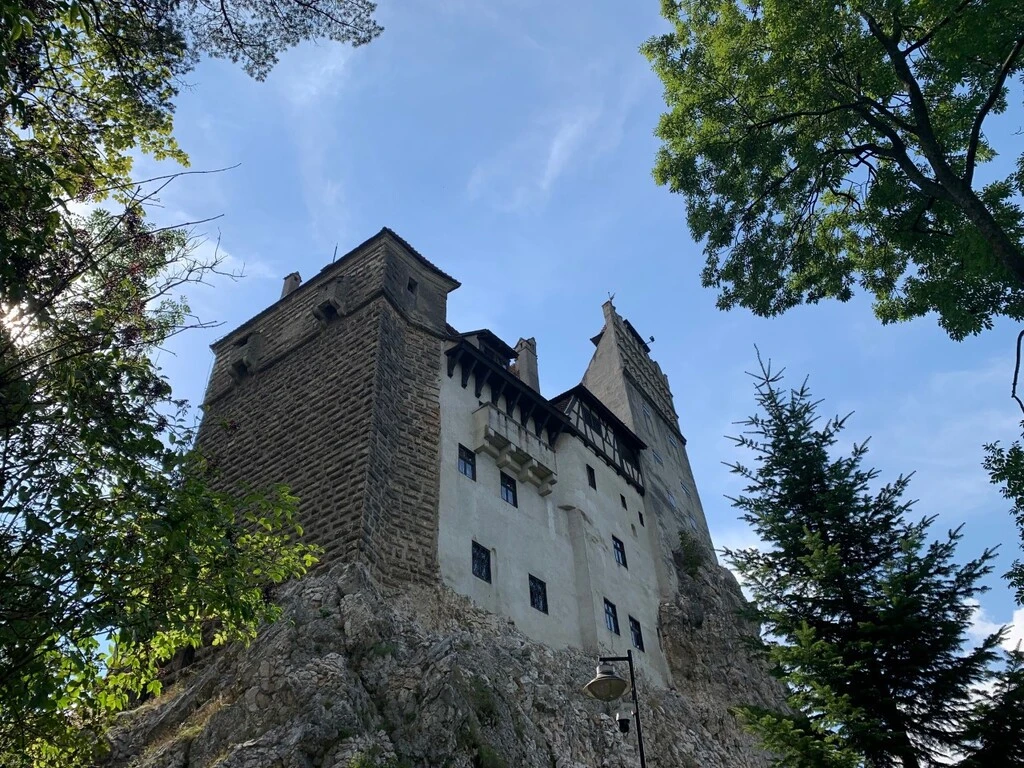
[945,180,1024,287]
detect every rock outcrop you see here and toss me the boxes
[108,552,782,768]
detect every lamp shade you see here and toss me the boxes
[582,662,629,701]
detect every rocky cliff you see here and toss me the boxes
[108,550,782,768]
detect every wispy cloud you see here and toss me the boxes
[271,43,355,248]
[466,105,602,212]
[863,355,1020,522]
[465,53,650,213]
[275,44,354,107]
[969,601,1024,652]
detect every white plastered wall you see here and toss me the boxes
[436,354,670,686]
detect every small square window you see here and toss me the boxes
[529,574,548,613]
[652,450,664,466]
[458,444,476,480]
[230,359,250,380]
[613,536,628,568]
[620,494,627,509]
[604,599,620,635]
[638,510,645,527]
[472,541,491,583]
[586,464,596,489]
[315,300,339,323]
[407,277,418,294]
[500,472,518,507]
[629,616,645,651]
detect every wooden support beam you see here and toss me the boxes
[520,400,536,429]
[460,357,476,389]
[505,389,520,417]
[490,377,506,407]
[474,366,488,398]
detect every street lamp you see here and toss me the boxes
[582,649,648,768]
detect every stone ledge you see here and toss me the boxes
[472,403,557,495]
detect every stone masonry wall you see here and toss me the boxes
[196,232,457,584]
[361,303,446,587]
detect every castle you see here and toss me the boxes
[197,228,717,686]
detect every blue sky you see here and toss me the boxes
[142,0,1022,645]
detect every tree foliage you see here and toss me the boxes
[725,360,1023,768]
[644,0,1024,340]
[0,207,320,765]
[983,433,1024,605]
[1,0,380,761]
[1,0,381,298]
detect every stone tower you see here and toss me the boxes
[197,228,459,587]
[582,301,716,596]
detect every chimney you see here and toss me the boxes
[514,337,540,392]
[281,272,302,298]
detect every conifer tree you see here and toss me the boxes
[726,360,1023,768]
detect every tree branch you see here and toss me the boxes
[1012,330,1024,417]
[901,0,977,57]
[965,35,1024,185]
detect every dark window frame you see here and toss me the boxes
[458,444,476,480]
[604,598,620,635]
[471,541,491,583]
[500,471,518,507]
[638,510,645,527]
[620,494,627,509]
[586,464,596,489]
[582,404,604,437]
[629,616,645,651]
[529,574,548,614]
[612,536,628,568]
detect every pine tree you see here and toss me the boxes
[726,359,1021,768]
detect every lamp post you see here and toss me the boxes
[582,649,648,768]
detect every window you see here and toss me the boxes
[612,537,628,568]
[472,541,491,583]
[620,494,627,509]
[668,435,679,457]
[500,472,518,507]
[680,480,692,498]
[586,464,596,489]
[529,574,548,613]
[315,300,339,323]
[458,444,476,480]
[604,599,620,634]
[638,510,645,527]
[230,359,251,380]
[642,403,654,434]
[582,405,603,437]
[667,491,678,510]
[652,450,664,466]
[407,277,418,295]
[689,515,699,531]
[629,616,645,651]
